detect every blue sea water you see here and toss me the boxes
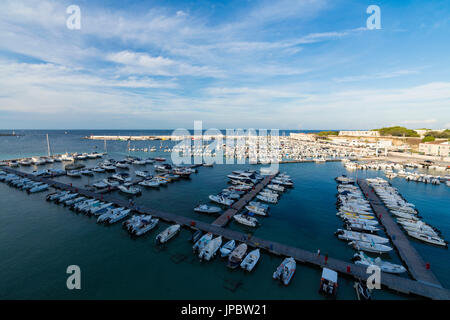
[0,130,448,299]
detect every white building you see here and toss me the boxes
[338,131,380,137]
[419,141,450,157]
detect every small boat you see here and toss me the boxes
[319,268,338,298]
[227,243,247,269]
[209,194,234,206]
[245,205,267,216]
[118,185,141,195]
[240,249,260,272]
[108,209,131,224]
[93,181,108,189]
[193,232,213,253]
[80,169,94,176]
[92,166,105,173]
[345,222,380,233]
[406,231,447,247]
[233,214,258,227]
[138,179,160,188]
[199,236,222,261]
[273,257,296,285]
[66,170,81,177]
[335,229,389,244]
[135,170,152,178]
[352,252,406,274]
[156,224,181,244]
[354,281,372,300]
[256,194,277,204]
[350,240,393,254]
[28,183,49,193]
[220,240,236,258]
[267,184,284,192]
[194,204,222,214]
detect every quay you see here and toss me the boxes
[212,175,274,227]
[358,179,443,288]
[2,167,450,299]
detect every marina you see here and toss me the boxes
[2,162,450,299]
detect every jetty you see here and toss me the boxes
[2,166,450,299]
[212,175,274,227]
[358,179,443,288]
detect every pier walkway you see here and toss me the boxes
[3,167,450,299]
[212,175,274,227]
[358,179,442,288]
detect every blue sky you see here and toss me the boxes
[0,0,449,129]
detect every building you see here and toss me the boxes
[290,133,316,141]
[419,141,450,157]
[338,131,380,137]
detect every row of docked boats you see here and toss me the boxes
[0,171,49,193]
[335,176,394,254]
[366,178,447,247]
[344,161,449,186]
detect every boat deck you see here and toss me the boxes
[3,167,450,299]
[358,179,443,288]
[212,175,274,227]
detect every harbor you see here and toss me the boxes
[2,161,450,299]
[0,130,448,300]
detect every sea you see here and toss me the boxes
[0,130,449,300]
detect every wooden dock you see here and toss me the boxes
[358,179,443,288]
[3,167,450,299]
[212,175,274,227]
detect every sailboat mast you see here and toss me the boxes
[46,134,51,156]
[104,139,107,153]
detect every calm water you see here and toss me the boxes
[0,130,448,299]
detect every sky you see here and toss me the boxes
[0,0,449,130]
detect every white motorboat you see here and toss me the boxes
[93,181,108,189]
[209,194,234,206]
[220,240,236,258]
[350,240,393,254]
[138,179,160,188]
[406,230,447,247]
[28,183,49,193]
[319,268,338,297]
[240,249,260,272]
[194,204,221,214]
[227,243,247,269]
[233,214,258,227]
[267,184,284,192]
[353,251,407,274]
[118,185,141,195]
[345,222,380,233]
[92,166,106,173]
[199,236,222,261]
[335,229,389,244]
[135,170,152,178]
[156,224,181,244]
[273,257,296,285]
[193,232,213,253]
[108,209,131,224]
[245,205,267,216]
[90,202,113,216]
[256,194,277,204]
[66,170,81,177]
[249,201,269,210]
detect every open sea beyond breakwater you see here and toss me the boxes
[0,130,449,299]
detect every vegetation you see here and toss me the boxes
[316,131,339,136]
[372,126,419,137]
[422,136,435,143]
[425,129,450,139]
